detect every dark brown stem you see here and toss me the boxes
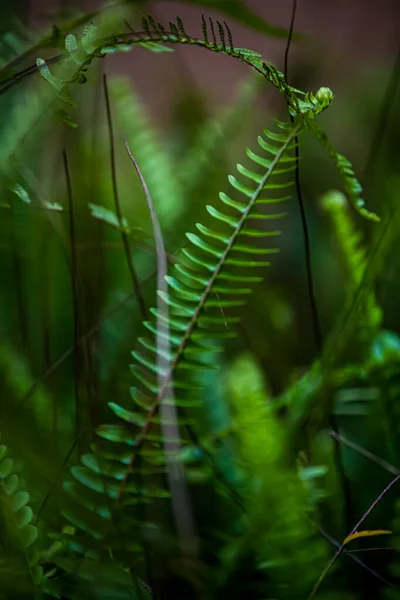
[103,73,147,320]
[63,149,82,453]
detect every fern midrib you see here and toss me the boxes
[115,122,301,500]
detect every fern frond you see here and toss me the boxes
[0,439,42,594]
[5,15,301,116]
[109,77,184,229]
[104,120,300,478]
[307,118,379,222]
[5,14,375,225]
[0,13,379,227]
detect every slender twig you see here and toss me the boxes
[330,430,400,476]
[125,142,198,558]
[292,138,322,354]
[284,0,297,81]
[63,149,82,450]
[284,0,322,353]
[313,521,394,587]
[308,473,400,599]
[362,42,400,187]
[285,0,354,530]
[103,74,147,320]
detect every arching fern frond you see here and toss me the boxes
[25,15,378,226]
[57,118,300,575]
[13,15,301,117]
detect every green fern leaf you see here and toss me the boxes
[0,441,42,593]
[59,120,299,568]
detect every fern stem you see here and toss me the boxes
[283,0,322,354]
[1,30,297,109]
[0,53,62,96]
[63,149,82,453]
[103,74,147,320]
[293,140,322,353]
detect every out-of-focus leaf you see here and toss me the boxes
[43,201,64,211]
[89,203,149,241]
[0,458,13,478]
[298,465,328,481]
[11,184,31,204]
[89,203,129,230]
[343,530,392,545]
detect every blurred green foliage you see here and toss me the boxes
[1,1,400,599]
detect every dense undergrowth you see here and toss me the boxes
[1,1,400,598]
